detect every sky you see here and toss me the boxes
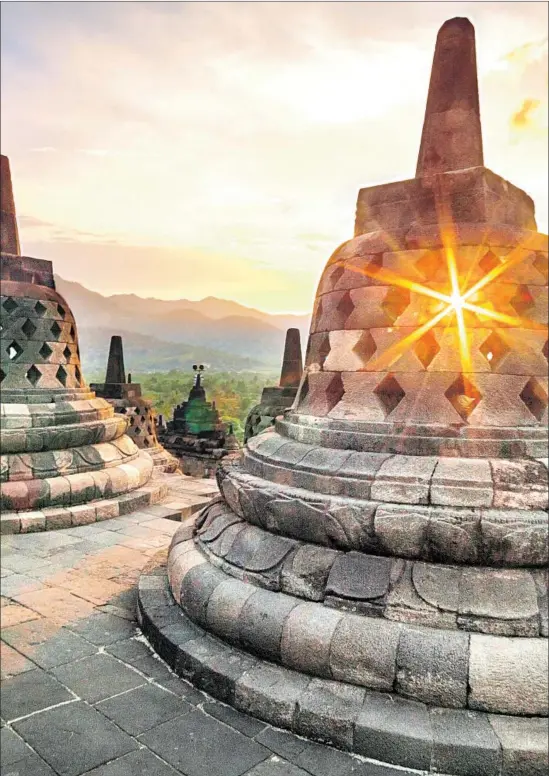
[1,1,547,313]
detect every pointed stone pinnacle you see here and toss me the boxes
[280,328,303,388]
[105,335,126,384]
[416,17,484,177]
[0,154,21,255]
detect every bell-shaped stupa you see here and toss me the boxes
[244,328,303,441]
[139,19,548,775]
[0,157,169,532]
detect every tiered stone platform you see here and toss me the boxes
[140,18,548,776]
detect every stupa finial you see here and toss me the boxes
[279,328,303,388]
[0,154,21,255]
[105,335,126,384]
[416,17,483,177]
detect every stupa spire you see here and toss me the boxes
[105,335,126,384]
[279,328,303,388]
[0,154,21,255]
[416,17,483,176]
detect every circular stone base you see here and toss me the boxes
[137,557,548,776]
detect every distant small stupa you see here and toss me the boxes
[244,327,303,441]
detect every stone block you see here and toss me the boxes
[431,708,502,776]
[206,578,257,644]
[326,552,392,601]
[19,510,46,533]
[235,663,311,728]
[330,615,399,690]
[354,691,432,771]
[480,509,548,567]
[95,499,120,521]
[41,507,72,530]
[371,455,437,504]
[280,603,343,677]
[179,564,226,628]
[0,513,21,534]
[430,457,494,507]
[396,626,469,707]
[167,546,205,606]
[491,459,548,510]
[489,714,549,776]
[411,561,461,612]
[69,504,96,526]
[459,568,539,622]
[426,507,481,564]
[294,678,365,750]
[374,505,429,558]
[239,589,298,662]
[280,545,339,601]
[469,635,548,715]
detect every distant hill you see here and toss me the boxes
[55,276,311,372]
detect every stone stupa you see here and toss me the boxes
[91,335,179,472]
[138,18,548,776]
[244,327,303,442]
[0,156,173,533]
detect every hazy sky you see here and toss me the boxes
[1,1,547,313]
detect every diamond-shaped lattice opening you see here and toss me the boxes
[325,373,345,413]
[50,321,62,339]
[374,373,406,417]
[533,253,548,283]
[129,416,135,426]
[56,365,68,387]
[63,345,72,361]
[382,287,411,324]
[543,340,548,362]
[134,426,142,435]
[297,376,310,405]
[520,378,548,422]
[479,250,502,275]
[75,366,82,383]
[445,374,482,423]
[415,251,441,281]
[353,331,377,368]
[21,319,37,339]
[414,330,440,369]
[330,266,345,289]
[509,284,535,316]
[33,301,47,316]
[337,290,355,320]
[318,334,331,369]
[365,253,384,279]
[7,341,23,361]
[0,368,5,383]
[56,303,66,319]
[69,325,76,340]
[144,437,151,447]
[39,342,53,360]
[480,331,510,371]
[2,297,18,314]
[26,365,42,386]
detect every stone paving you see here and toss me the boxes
[0,502,405,776]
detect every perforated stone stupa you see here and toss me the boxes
[91,335,178,472]
[139,18,547,776]
[244,328,303,441]
[0,156,169,533]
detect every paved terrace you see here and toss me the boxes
[0,478,404,776]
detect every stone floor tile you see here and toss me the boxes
[0,552,51,575]
[120,535,169,551]
[1,727,57,775]
[139,708,270,776]
[6,532,81,556]
[81,748,180,776]
[0,573,44,598]
[51,653,145,703]
[202,701,267,737]
[14,587,96,625]
[156,676,206,706]
[0,750,57,775]
[294,741,364,776]
[46,570,129,606]
[1,667,75,721]
[96,682,190,735]
[243,756,311,776]
[139,518,181,534]
[12,701,138,776]
[106,637,153,665]
[66,612,136,645]
[0,642,37,679]
[1,619,97,669]
[1,602,41,628]
[253,727,308,761]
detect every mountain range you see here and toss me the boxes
[55,276,311,375]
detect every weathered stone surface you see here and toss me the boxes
[491,459,548,510]
[235,663,310,728]
[412,562,461,611]
[396,626,469,707]
[469,635,548,715]
[330,615,399,690]
[374,505,429,558]
[326,552,392,601]
[430,457,493,507]
[354,692,432,771]
[239,589,298,662]
[280,603,342,677]
[206,577,257,644]
[489,714,549,776]
[280,545,338,601]
[371,456,437,504]
[459,568,539,621]
[294,678,365,750]
[179,564,226,628]
[431,708,502,776]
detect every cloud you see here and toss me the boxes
[511,98,542,128]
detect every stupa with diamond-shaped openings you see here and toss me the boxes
[0,156,171,531]
[139,18,547,775]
